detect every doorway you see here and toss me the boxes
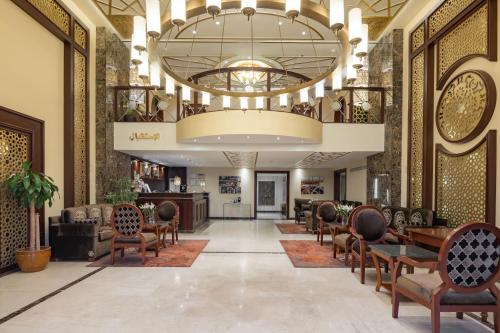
[334,168,347,201]
[254,171,289,220]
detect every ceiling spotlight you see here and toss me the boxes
[241,0,256,19]
[206,0,221,18]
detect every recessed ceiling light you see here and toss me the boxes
[193,138,197,142]
[300,140,304,143]
[247,56,251,60]
[276,136,281,141]
[302,31,306,36]
[331,49,336,53]
[192,30,197,34]
[278,21,283,26]
[217,136,221,140]
[215,21,220,25]
[246,135,250,139]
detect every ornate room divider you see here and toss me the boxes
[407,0,497,225]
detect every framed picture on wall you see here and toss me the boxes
[219,176,241,194]
[301,177,324,195]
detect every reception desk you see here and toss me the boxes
[136,192,209,232]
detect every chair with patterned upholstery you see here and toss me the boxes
[110,204,159,264]
[380,206,411,245]
[156,200,180,245]
[350,205,387,284]
[316,201,338,245]
[393,222,500,333]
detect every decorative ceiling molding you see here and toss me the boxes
[223,151,259,168]
[294,152,349,168]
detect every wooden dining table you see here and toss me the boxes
[406,227,455,249]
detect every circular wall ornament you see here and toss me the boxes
[436,70,496,143]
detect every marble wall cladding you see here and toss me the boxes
[367,29,403,207]
[96,27,131,202]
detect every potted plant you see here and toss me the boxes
[335,203,354,225]
[104,178,138,205]
[5,161,59,272]
[139,202,156,224]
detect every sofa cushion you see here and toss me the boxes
[384,232,400,244]
[98,226,114,241]
[397,273,496,305]
[86,205,103,220]
[115,232,157,244]
[63,207,87,223]
[101,204,114,226]
[74,217,101,225]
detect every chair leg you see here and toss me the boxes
[456,312,463,319]
[110,241,115,265]
[316,230,320,242]
[120,248,125,257]
[384,261,389,273]
[320,229,324,246]
[333,243,337,258]
[494,308,499,333]
[155,242,159,257]
[176,228,179,241]
[141,243,146,265]
[344,246,350,266]
[431,302,440,333]
[392,290,400,318]
[351,250,355,273]
[360,251,366,284]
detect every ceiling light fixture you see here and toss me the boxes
[217,136,221,140]
[150,61,161,88]
[132,16,147,51]
[240,97,249,110]
[223,95,231,109]
[206,0,222,18]
[332,67,342,91]
[165,74,175,96]
[181,85,191,102]
[329,0,344,31]
[315,80,324,99]
[202,91,211,106]
[346,55,357,83]
[353,55,363,69]
[146,0,161,37]
[355,24,369,57]
[130,39,142,65]
[138,51,149,79]
[241,0,256,19]
[279,94,288,108]
[348,8,362,45]
[300,88,308,104]
[285,0,300,22]
[171,0,186,27]
[255,96,264,110]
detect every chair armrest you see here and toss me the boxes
[49,216,61,225]
[397,256,439,270]
[388,228,411,243]
[50,223,99,237]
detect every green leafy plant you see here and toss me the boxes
[5,161,59,251]
[105,178,138,205]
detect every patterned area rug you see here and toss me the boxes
[87,240,209,267]
[275,223,310,234]
[280,240,349,268]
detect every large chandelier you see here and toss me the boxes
[130,0,370,109]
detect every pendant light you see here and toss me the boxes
[202,92,211,106]
[138,51,149,79]
[255,96,264,110]
[146,0,161,37]
[240,97,249,110]
[332,67,342,91]
[279,94,288,108]
[165,74,175,96]
[132,16,147,51]
[299,88,308,104]
[346,55,357,83]
[348,8,362,45]
[223,95,231,109]
[181,85,191,102]
[241,0,256,18]
[172,0,186,27]
[206,0,221,18]
[353,55,363,69]
[150,61,161,88]
[329,0,344,31]
[315,80,325,99]
[355,24,369,57]
[130,39,142,65]
[285,0,300,22]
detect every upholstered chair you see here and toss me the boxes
[350,205,387,284]
[393,222,500,333]
[331,206,354,266]
[110,204,159,264]
[380,207,411,245]
[294,198,311,224]
[156,200,179,245]
[316,201,337,245]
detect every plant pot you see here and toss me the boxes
[15,246,51,273]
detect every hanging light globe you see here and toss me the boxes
[285,0,300,22]
[206,0,222,18]
[241,0,257,18]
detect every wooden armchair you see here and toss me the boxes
[350,205,387,284]
[392,222,500,333]
[156,200,179,245]
[110,204,159,265]
[316,201,337,245]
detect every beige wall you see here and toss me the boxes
[346,166,367,204]
[392,0,500,224]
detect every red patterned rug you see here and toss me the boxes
[87,240,209,267]
[275,223,310,234]
[280,240,349,268]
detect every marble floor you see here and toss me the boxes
[0,219,493,333]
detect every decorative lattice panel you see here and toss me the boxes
[436,140,488,228]
[409,52,424,208]
[352,106,369,123]
[74,50,87,206]
[0,129,29,269]
[437,4,488,81]
[27,0,70,34]
[74,21,87,50]
[411,24,425,52]
[428,0,476,38]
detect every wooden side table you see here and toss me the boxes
[143,223,169,248]
[406,227,454,248]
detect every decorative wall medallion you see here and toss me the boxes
[436,70,496,143]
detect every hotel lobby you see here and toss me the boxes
[0,0,499,332]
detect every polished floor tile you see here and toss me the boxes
[0,220,492,333]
